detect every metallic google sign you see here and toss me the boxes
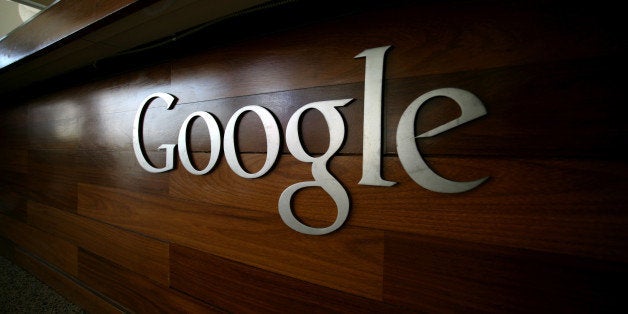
[133,46,488,235]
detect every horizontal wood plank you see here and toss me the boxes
[27,63,171,121]
[170,1,625,103]
[0,149,27,174]
[77,182,384,300]
[168,154,628,262]
[27,117,80,150]
[350,157,628,263]
[0,213,77,276]
[72,57,625,159]
[0,170,28,221]
[383,58,626,158]
[383,232,628,313]
[27,150,78,212]
[0,1,626,312]
[171,244,401,313]
[26,64,171,151]
[13,248,125,314]
[78,248,222,313]
[27,201,170,286]
[0,106,28,150]
[76,150,168,195]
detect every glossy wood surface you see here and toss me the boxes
[0,0,137,69]
[12,248,126,314]
[1,0,627,312]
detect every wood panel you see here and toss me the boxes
[0,0,626,312]
[26,62,170,120]
[383,58,625,158]
[27,117,80,150]
[73,56,625,159]
[27,150,78,212]
[25,65,171,152]
[383,232,628,313]
[0,149,27,174]
[12,248,125,314]
[78,248,222,313]
[171,244,402,313]
[0,105,28,150]
[77,182,384,300]
[168,154,628,262]
[0,170,28,221]
[27,201,170,285]
[76,150,168,195]
[170,0,625,103]
[0,213,77,276]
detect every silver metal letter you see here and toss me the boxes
[224,105,280,178]
[178,111,222,175]
[133,92,177,173]
[355,45,396,187]
[396,88,488,193]
[279,99,352,235]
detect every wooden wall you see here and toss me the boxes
[1,0,627,312]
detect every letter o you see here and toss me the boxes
[224,105,280,178]
[178,111,222,175]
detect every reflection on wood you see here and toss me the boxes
[27,201,170,285]
[78,249,221,313]
[77,182,384,300]
[0,0,626,312]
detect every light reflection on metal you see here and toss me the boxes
[224,105,280,178]
[178,111,221,175]
[133,92,177,173]
[396,88,488,193]
[279,99,352,235]
[132,45,490,235]
[355,45,396,187]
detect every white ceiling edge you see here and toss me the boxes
[0,0,273,95]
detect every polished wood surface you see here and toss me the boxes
[0,0,136,69]
[13,249,125,314]
[28,201,170,285]
[0,214,77,276]
[171,244,397,313]
[78,249,221,313]
[1,0,627,312]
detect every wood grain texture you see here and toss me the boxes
[78,248,222,313]
[0,170,28,221]
[77,182,384,300]
[76,150,168,195]
[0,0,626,311]
[171,244,403,313]
[0,149,27,174]
[0,106,28,150]
[383,232,628,313]
[25,63,170,151]
[0,213,77,276]
[13,248,125,314]
[69,56,626,159]
[27,117,80,150]
[168,154,628,262]
[27,201,170,286]
[26,63,170,122]
[27,150,78,212]
[170,0,625,103]
[383,58,626,159]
